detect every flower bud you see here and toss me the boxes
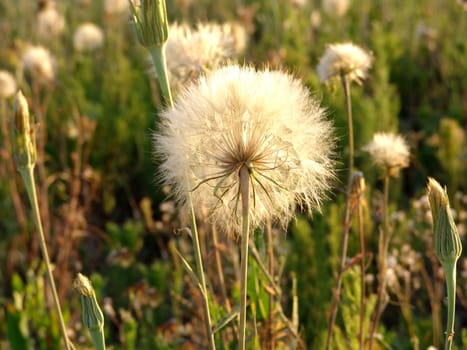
[74,273,106,349]
[427,178,462,266]
[349,171,365,210]
[12,91,37,170]
[129,0,169,47]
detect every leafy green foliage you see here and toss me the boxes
[0,0,466,348]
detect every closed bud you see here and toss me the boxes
[130,0,169,47]
[12,91,37,170]
[427,178,462,266]
[74,273,106,349]
[349,171,365,210]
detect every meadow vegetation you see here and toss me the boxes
[0,0,466,349]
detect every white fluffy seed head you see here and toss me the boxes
[317,42,373,84]
[363,132,410,177]
[152,22,247,94]
[322,0,350,17]
[155,65,335,233]
[73,23,104,52]
[21,45,56,84]
[0,71,17,99]
[37,3,65,39]
[104,0,130,15]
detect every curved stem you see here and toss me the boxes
[188,196,216,350]
[239,166,250,350]
[149,44,174,108]
[443,262,456,350]
[19,166,71,350]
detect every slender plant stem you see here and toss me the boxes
[212,225,231,313]
[188,196,216,350]
[148,44,173,108]
[266,220,275,350]
[420,262,441,347]
[1,100,28,234]
[443,262,457,350]
[325,74,354,350]
[342,75,354,177]
[212,225,236,345]
[368,175,390,350]
[19,166,71,350]
[239,166,250,350]
[358,196,366,350]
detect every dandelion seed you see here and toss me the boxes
[73,23,105,52]
[21,45,56,84]
[155,65,335,232]
[363,132,410,177]
[151,22,247,93]
[37,2,65,39]
[317,42,373,84]
[0,71,17,99]
[322,0,351,17]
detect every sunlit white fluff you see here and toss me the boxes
[0,71,17,99]
[155,65,335,232]
[317,42,373,84]
[363,132,410,177]
[21,45,56,84]
[290,0,307,8]
[153,22,247,93]
[104,0,130,14]
[73,23,104,52]
[322,0,350,17]
[37,2,65,39]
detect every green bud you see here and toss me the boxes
[427,178,462,266]
[12,90,36,170]
[74,273,106,350]
[129,0,169,47]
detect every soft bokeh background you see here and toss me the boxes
[0,0,465,349]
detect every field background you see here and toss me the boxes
[0,0,466,349]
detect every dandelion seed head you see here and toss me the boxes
[73,23,104,52]
[0,71,17,99]
[155,65,335,233]
[363,132,410,177]
[322,0,350,17]
[151,22,247,94]
[21,45,56,84]
[310,10,322,29]
[104,0,130,15]
[317,42,373,84]
[37,2,65,39]
[290,0,307,8]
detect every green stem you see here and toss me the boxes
[358,198,366,350]
[149,44,174,108]
[266,221,275,350]
[188,196,216,350]
[368,175,390,350]
[324,75,354,350]
[239,166,250,350]
[342,75,354,177]
[19,165,71,350]
[443,261,456,350]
